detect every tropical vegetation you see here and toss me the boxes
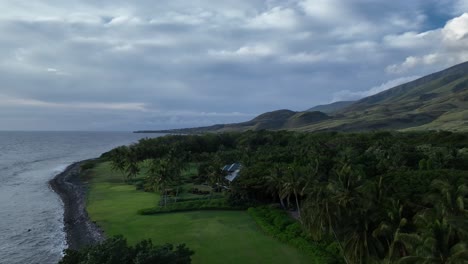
[98,130,468,263]
[59,236,194,264]
[82,160,316,263]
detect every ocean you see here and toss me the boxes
[0,131,162,264]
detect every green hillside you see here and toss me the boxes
[139,110,331,133]
[136,61,468,134]
[306,100,355,113]
[299,61,468,132]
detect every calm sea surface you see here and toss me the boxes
[0,131,162,264]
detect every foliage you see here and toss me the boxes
[248,206,340,263]
[85,162,315,263]
[102,130,468,263]
[138,198,246,215]
[59,236,194,264]
[80,159,99,171]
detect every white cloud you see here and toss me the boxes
[299,0,350,23]
[0,0,467,130]
[282,52,326,63]
[387,13,468,73]
[332,76,420,102]
[0,94,147,111]
[383,31,436,49]
[209,44,277,59]
[107,15,143,26]
[67,13,103,24]
[442,12,468,42]
[247,6,298,30]
[149,12,207,25]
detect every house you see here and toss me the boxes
[222,163,241,182]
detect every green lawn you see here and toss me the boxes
[86,162,317,264]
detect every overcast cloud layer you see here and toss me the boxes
[1,0,467,130]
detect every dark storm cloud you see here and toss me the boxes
[0,0,467,130]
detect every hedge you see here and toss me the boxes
[247,206,341,264]
[138,198,246,215]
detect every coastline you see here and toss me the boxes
[49,160,105,251]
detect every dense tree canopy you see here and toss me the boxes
[103,131,468,263]
[60,236,194,264]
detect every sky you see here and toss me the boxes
[0,0,467,131]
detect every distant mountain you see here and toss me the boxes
[307,101,355,114]
[136,61,468,134]
[136,110,331,134]
[299,61,468,132]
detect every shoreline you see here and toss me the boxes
[49,160,105,251]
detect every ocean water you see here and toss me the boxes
[0,131,162,264]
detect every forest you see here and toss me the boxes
[102,130,468,263]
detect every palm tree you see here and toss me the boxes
[301,183,350,264]
[281,164,306,219]
[395,178,468,264]
[147,156,182,207]
[427,179,468,218]
[124,147,140,182]
[301,182,335,239]
[327,163,368,263]
[398,214,468,263]
[327,163,363,212]
[110,146,129,180]
[206,155,225,198]
[373,200,410,263]
[266,165,286,208]
[340,205,390,264]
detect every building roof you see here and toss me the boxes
[225,170,240,182]
[223,163,241,173]
[223,163,242,182]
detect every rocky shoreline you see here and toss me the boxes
[49,161,105,251]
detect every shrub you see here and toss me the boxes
[81,159,99,170]
[248,206,341,263]
[138,199,247,215]
[59,236,194,264]
[273,215,292,231]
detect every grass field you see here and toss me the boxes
[86,162,317,264]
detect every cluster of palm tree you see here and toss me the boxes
[268,160,468,263]
[104,131,468,263]
[146,153,184,206]
[109,146,140,182]
[266,162,319,219]
[109,146,185,206]
[205,155,228,196]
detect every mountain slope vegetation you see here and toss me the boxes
[306,101,355,114]
[137,61,468,134]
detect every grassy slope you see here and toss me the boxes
[86,162,316,264]
[137,62,468,134]
[307,101,355,114]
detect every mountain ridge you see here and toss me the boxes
[136,61,468,134]
[307,101,355,113]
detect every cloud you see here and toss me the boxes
[208,44,277,59]
[107,16,143,26]
[247,6,299,30]
[299,0,350,23]
[383,31,436,49]
[0,94,147,111]
[386,13,468,73]
[0,0,466,130]
[282,52,327,63]
[332,76,420,102]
